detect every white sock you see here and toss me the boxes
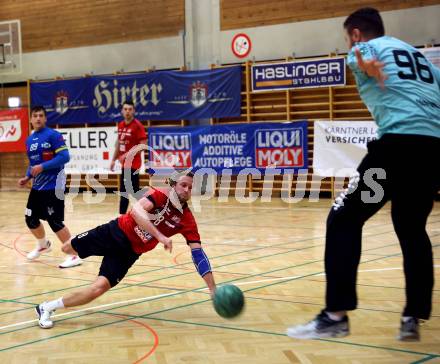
[402,316,414,322]
[37,237,48,248]
[44,298,65,311]
[326,311,344,321]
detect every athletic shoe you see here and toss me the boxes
[397,317,420,341]
[59,255,82,268]
[287,310,349,339]
[27,241,52,260]
[35,303,54,329]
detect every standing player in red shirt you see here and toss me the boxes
[35,171,217,329]
[110,101,147,214]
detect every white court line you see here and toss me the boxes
[2,265,439,331]
[198,205,329,211]
[0,291,178,331]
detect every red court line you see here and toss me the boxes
[172,251,191,270]
[11,234,160,361]
[103,312,159,364]
[131,319,160,364]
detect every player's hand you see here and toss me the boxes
[30,164,43,177]
[355,48,388,88]
[110,160,115,171]
[160,236,173,253]
[17,177,30,188]
[118,153,127,168]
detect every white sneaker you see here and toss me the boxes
[59,255,82,268]
[35,303,54,329]
[27,241,52,260]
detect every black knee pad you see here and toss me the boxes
[25,215,41,229]
[47,218,65,233]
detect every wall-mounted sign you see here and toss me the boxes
[232,33,252,58]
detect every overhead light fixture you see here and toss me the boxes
[8,97,20,108]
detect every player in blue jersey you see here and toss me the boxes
[287,8,439,341]
[18,106,82,268]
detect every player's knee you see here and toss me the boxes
[25,215,40,230]
[47,218,65,233]
[92,278,111,298]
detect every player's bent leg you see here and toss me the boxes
[36,276,111,329]
[288,147,389,340]
[325,169,387,314]
[392,194,434,341]
[64,276,111,307]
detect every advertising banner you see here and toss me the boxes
[313,120,378,176]
[148,122,308,174]
[57,126,140,174]
[252,57,345,92]
[0,108,29,153]
[30,67,242,125]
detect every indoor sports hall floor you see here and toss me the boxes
[0,191,439,363]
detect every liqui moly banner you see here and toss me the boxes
[313,121,378,177]
[252,57,346,92]
[0,108,29,153]
[148,121,308,174]
[30,66,241,125]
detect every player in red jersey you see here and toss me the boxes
[35,171,217,329]
[110,100,147,214]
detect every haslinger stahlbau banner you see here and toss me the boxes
[251,57,346,92]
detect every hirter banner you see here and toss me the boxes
[0,108,29,153]
[251,57,346,92]
[30,66,242,125]
[148,121,308,174]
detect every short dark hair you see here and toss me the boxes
[30,105,47,116]
[122,100,135,109]
[344,7,385,38]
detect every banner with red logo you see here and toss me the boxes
[57,126,145,174]
[0,108,29,152]
[148,121,308,174]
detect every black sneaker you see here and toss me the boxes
[397,317,420,341]
[287,310,349,339]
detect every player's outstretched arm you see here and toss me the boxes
[188,242,216,297]
[355,48,388,88]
